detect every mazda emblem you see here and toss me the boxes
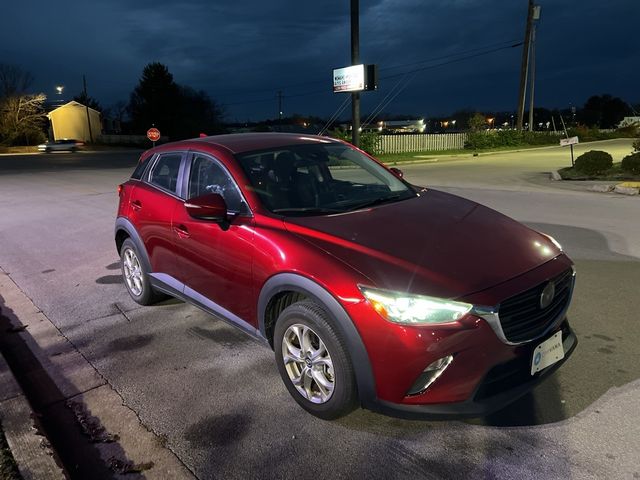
[540,281,556,309]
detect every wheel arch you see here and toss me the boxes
[114,217,152,273]
[258,273,377,406]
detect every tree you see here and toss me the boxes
[468,112,487,132]
[0,93,47,145]
[73,91,102,112]
[579,94,632,129]
[0,64,46,145]
[128,62,181,137]
[175,86,225,137]
[0,64,33,97]
[128,62,224,139]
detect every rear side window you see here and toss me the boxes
[148,153,182,194]
[131,154,154,180]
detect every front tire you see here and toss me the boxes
[274,301,358,420]
[120,238,165,305]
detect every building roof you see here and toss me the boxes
[47,101,101,117]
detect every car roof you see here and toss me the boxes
[184,133,341,155]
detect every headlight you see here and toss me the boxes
[359,287,472,325]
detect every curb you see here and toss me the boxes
[0,352,66,480]
[0,270,195,479]
[550,171,640,196]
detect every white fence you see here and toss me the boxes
[379,133,468,153]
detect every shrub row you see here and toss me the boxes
[464,130,560,150]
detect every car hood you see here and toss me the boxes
[283,189,561,299]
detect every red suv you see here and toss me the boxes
[115,133,577,419]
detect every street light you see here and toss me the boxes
[55,85,64,95]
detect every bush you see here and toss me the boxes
[621,152,640,174]
[331,129,381,156]
[574,150,613,175]
[464,130,559,150]
[633,138,640,153]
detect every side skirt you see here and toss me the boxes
[149,273,269,345]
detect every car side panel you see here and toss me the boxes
[127,182,181,277]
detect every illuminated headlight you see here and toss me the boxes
[541,233,563,251]
[360,287,472,325]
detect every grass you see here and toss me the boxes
[0,424,22,480]
[558,163,640,181]
[376,143,559,165]
[0,146,37,154]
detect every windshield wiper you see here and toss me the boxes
[345,194,402,212]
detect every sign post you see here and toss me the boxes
[560,136,579,166]
[147,127,161,147]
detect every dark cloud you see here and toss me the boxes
[2,0,638,121]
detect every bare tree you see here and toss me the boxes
[0,64,34,98]
[0,94,47,145]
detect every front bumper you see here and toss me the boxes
[363,321,577,420]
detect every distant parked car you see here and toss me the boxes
[37,139,84,153]
[115,133,577,420]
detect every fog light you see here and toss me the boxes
[406,355,454,396]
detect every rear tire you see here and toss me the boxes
[274,300,358,420]
[120,238,165,305]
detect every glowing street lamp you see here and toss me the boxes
[55,85,64,95]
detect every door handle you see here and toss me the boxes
[173,225,190,239]
[131,200,142,211]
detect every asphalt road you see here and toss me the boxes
[0,141,639,479]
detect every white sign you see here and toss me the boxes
[333,64,365,93]
[560,136,579,147]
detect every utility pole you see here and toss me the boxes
[83,75,94,143]
[516,0,534,131]
[528,5,541,132]
[351,0,360,147]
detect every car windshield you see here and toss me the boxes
[236,141,415,215]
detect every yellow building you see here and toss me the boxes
[48,101,101,142]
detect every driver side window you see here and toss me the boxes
[188,154,247,214]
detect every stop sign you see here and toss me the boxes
[147,127,161,142]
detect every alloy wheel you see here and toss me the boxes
[122,248,144,297]
[281,323,335,404]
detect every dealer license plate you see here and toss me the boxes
[531,331,565,375]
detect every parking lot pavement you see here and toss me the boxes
[0,150,639,479]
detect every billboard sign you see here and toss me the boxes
[333,64,365,93]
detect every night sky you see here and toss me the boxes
[3,0,638,122]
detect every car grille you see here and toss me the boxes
[498,268,573,343]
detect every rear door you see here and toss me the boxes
[128,151,186,280]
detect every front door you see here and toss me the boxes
[172,152,254,323]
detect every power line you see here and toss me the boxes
[217,39,523,107]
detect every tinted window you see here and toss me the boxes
[188,154,247,213]
[131,154,154,180]
[237,142,414,215]
[148,153,182,194]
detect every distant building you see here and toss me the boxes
[47,101,102,142]
[377,119,426,133]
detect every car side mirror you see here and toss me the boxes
[389,167,404,178]
[185,193,227,223]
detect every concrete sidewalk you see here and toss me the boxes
[0,269,194,479]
